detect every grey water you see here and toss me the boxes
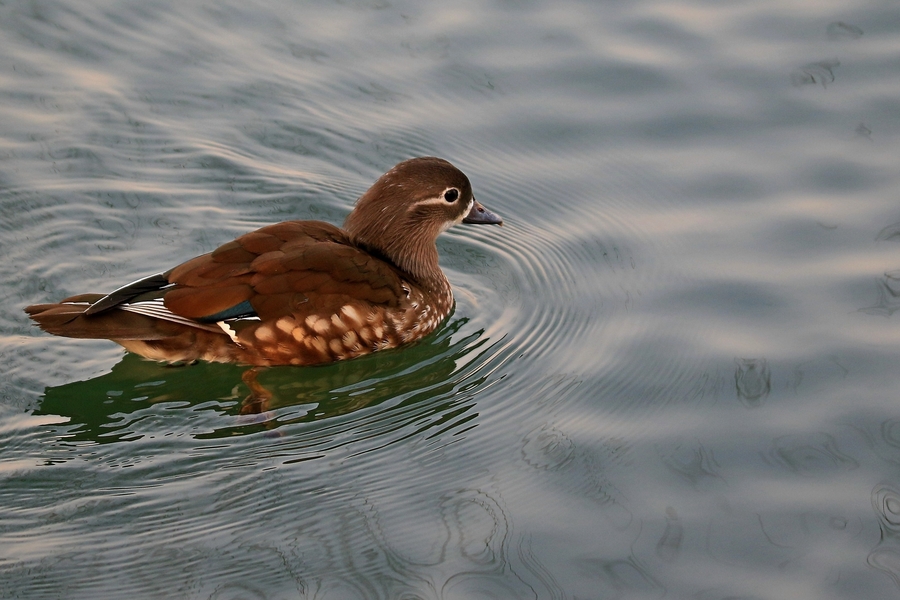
[3,0,900,598]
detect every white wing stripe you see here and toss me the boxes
[118,300,223,333]
[217,321,245,347]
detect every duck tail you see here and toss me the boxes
[24,295,169,340]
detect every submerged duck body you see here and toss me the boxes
[25,157,502,366]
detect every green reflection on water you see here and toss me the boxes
[36,317,495,443]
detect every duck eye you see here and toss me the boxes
[443,188,459,203]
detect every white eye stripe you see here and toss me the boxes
[412,193,465,208]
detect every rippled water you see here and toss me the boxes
[4,0,900,598]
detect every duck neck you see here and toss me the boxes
[374,239,450,295]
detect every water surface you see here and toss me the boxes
[3,0,900,598]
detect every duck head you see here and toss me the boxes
[344,157,502,283]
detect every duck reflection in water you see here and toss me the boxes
[36,317,495,442]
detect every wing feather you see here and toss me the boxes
[164,284,255,319]
[161,220,405,323]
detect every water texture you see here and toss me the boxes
[3,0,900,598]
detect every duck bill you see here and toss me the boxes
[463,199,503,225]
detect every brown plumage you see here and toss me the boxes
[25,157,503,366]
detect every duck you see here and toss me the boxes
[25,157,503,366]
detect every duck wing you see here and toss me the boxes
[84,220,406,325]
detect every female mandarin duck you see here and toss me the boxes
[25,157,502,366]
